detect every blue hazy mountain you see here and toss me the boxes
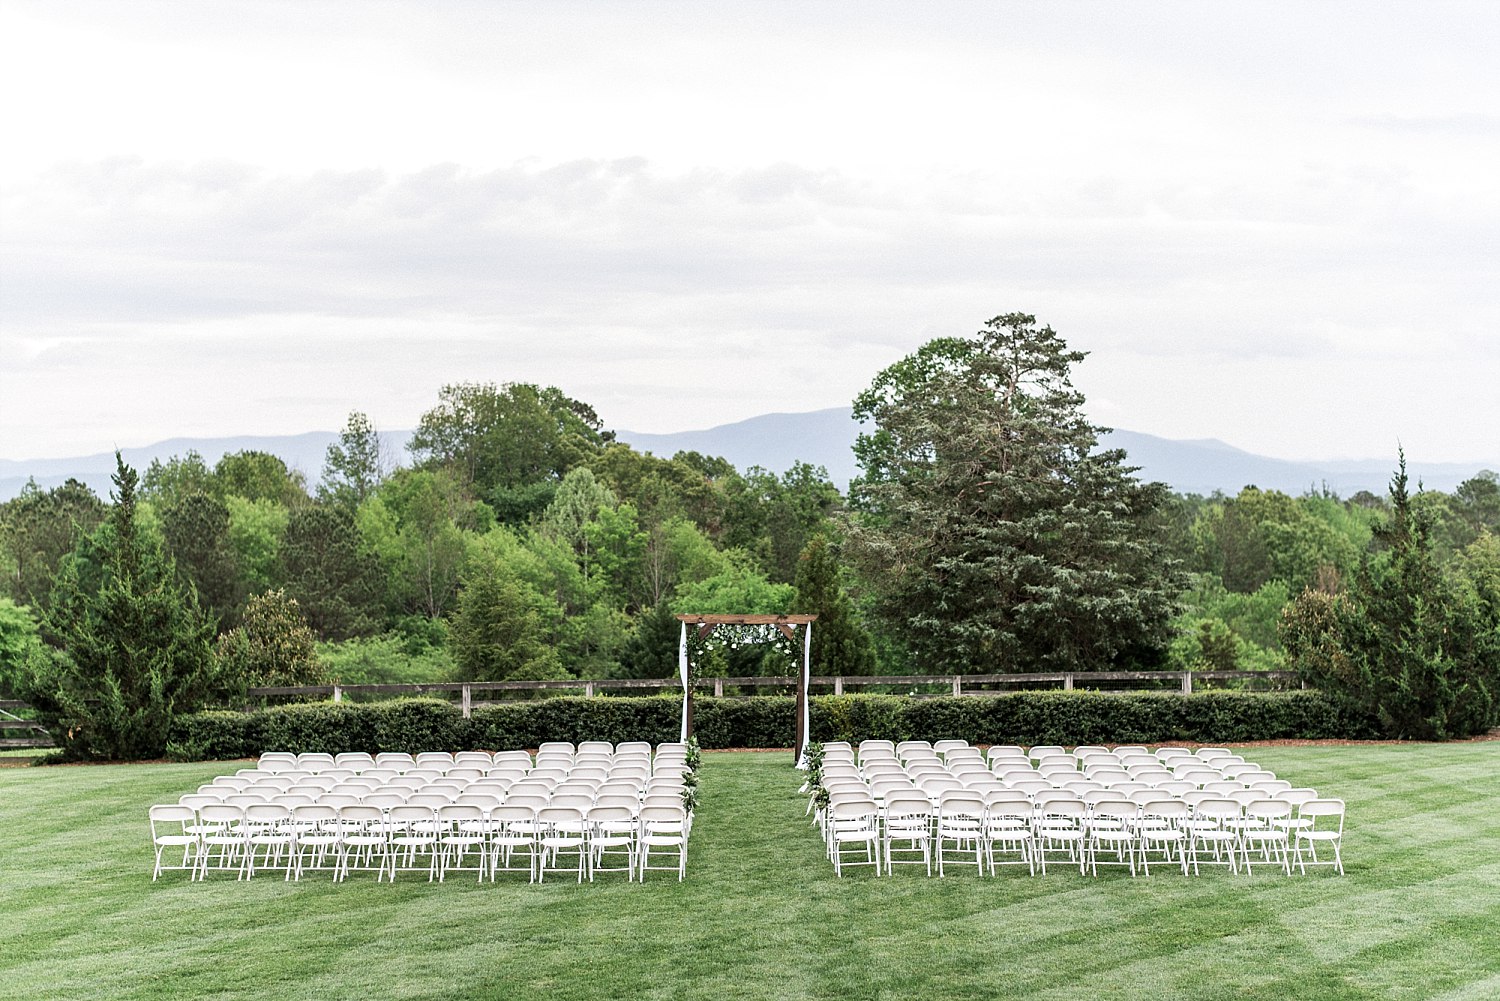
[2,409,1493,501]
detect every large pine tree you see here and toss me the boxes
[845,313,1181,673]
[22,455,220,759]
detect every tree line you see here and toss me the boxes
[2,313,1496,757]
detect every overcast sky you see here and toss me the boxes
[2,1,1497,465]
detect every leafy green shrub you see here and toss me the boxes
[695,697,796,748]
[167,710,253,761]
[170,690,1377,760]
[368,698,470,754]
[253,701,378,755]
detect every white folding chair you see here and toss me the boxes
[436,803,488,882]
[386,804,440,882]
[290,804,341,881]
[1137,800,1190,876]
[935,793,985,877]
[638,805,689,882]
[982,791,1035,876]
[149,805,198,881]
[587,804,639,881]
[883,791,934,876]
[488,804,540,882]
[1294,799,1346,875]
[335,804,389,881]
[1086,800,1139,877]
[240,803,296,880]
[193,803,245,881]
[536,806,590,883]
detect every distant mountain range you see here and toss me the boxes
[2,408,1493,502]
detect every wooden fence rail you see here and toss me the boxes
[240,670,1304,718]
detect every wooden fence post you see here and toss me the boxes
[713,677,724,698]
[585,681,596,698]
[952,675,962,697]
[1181,672,1192,695]
[332,684,342,704]
[834,676,844,696]
[1064,673,1074,691]
[461,684,471,719]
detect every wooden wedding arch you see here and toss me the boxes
[674,614,817,763]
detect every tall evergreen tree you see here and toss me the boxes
[20,455,220,760]
[844,313,1181,673]
[1284,456,1498,739]
[793,533,875,676]
[279,505,383,640]
[160,489,241,628]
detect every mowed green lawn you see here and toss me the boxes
[1,745,1498,1001]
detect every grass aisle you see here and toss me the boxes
[1,746,1497,1000]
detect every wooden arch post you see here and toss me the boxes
[674,614,817,764]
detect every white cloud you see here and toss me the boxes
[1,1,1497,465]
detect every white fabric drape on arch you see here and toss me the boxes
[797,620,813,768]
[678,620,690,742]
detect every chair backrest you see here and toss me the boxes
[292,803,338,824]
[339,804,384,826]
[375,752,415,768]
[200,803,243,826]
[490,804,536,825]
[587,804,636,826]
[151,804,196,825]
[1140,799,1189,821]
[1034,788,1082,807]
[639,805,685,831]
[593,794,642,811]
[538,741,576,756]
[363,792,407,810]
[454,751,493,767]
[1301,799,1345,824]
[438,803,485,823]
[884,788,933,811]
[389,804,435,825]
[456,792,504,811]
[1195,798,1242,823]
[244,803,291,825]
[492,750,534,768]
[537,805,586,829]
[1038,799,1087,820]
[1246,798,1292,822]
[1089,799,1138,822]
[272,793,315,809]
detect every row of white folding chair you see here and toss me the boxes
[220,763,661,794]
[820,790,1340,879]
[845,757,1296,801]
[156,798,690,883]
[257,743,678,775]
[186,777,678,814]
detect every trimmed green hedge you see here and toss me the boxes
[168,691,1377,760]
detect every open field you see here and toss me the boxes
[1,746,1498,1001]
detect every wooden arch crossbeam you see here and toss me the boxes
[674,614,818,762]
